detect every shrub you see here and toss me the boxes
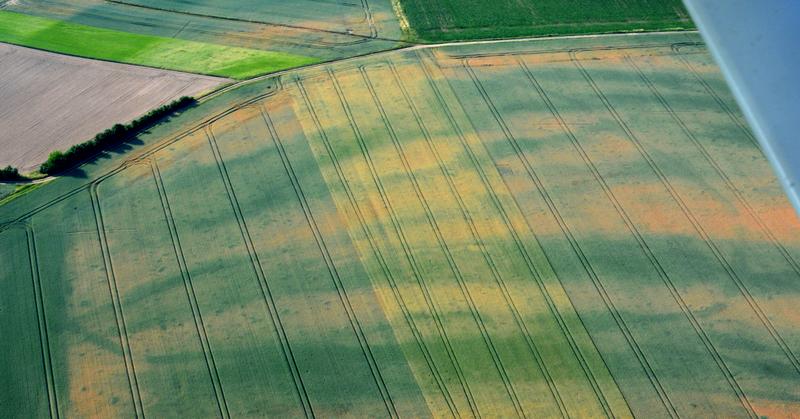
[0,165,22,181]
[39,151,68,175]
[40,96,197,175]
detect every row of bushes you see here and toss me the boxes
[0,166,23,181]
[39,96,197,175]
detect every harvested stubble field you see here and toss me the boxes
[2,32,799,418]
[0,43,226,172]
[2,0,403,71]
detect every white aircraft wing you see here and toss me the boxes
[683,0,800,215]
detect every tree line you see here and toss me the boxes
[40,96,198,175]
[0,96,197,181]
[0,166,22,181]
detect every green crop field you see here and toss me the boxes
[396,0,693,41]
[2,0,404,70]
[0,10,318,79]
[2,32,800,417]
[0,184,15,201]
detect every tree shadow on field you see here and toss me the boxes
[57,138,144,180]
[56,101,195,179]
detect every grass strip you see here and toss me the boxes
[0,183,45,207]
[0,10,318,79]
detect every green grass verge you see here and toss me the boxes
[0,183,45,207]
[0,10,319,79]
[0,183,16,201]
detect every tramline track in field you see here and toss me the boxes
[459,56,680,418]
[296,76,470,418]
[572,48,800,380]
[4,33,799,417]
[408,53,631,418]
[331,65,530,417]
[361,62,570,418]
[260,104,399,417]
[88,183,145,418]
[516,53,755,416]
[149,159,230,419]
[204,125,315,418]
[24,224,60,419]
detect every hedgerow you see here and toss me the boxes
[40,96,197,175]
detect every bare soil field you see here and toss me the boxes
[0,43,226,171]
[1,32,799,417]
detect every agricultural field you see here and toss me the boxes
[104,0,391,36]
[0,10,319,79]
[396,0,693,41]
[0,183,16,201]
[1,0,403,72]
[2,31,800,418]
[0,43,226,172]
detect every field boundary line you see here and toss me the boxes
[567,50,762,416]
[420,30,699,49]
[295,76,465,418]
[204,125,315,419]
[199,35,700,105]
[329,65,528,417]
[149,159,230,419]
[88,180,145,418]
[19,223,60,419]
[458,56,678,417]
[364,62,569,418]
[412,52,632,419]
[259,105,398,418]
[578,49,800,378]
[445,46,703,62]
[425,39,698,62]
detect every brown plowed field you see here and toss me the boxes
[0,43,227,171]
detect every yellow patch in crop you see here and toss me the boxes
[750,398,800,418]
[66,342,126,418]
